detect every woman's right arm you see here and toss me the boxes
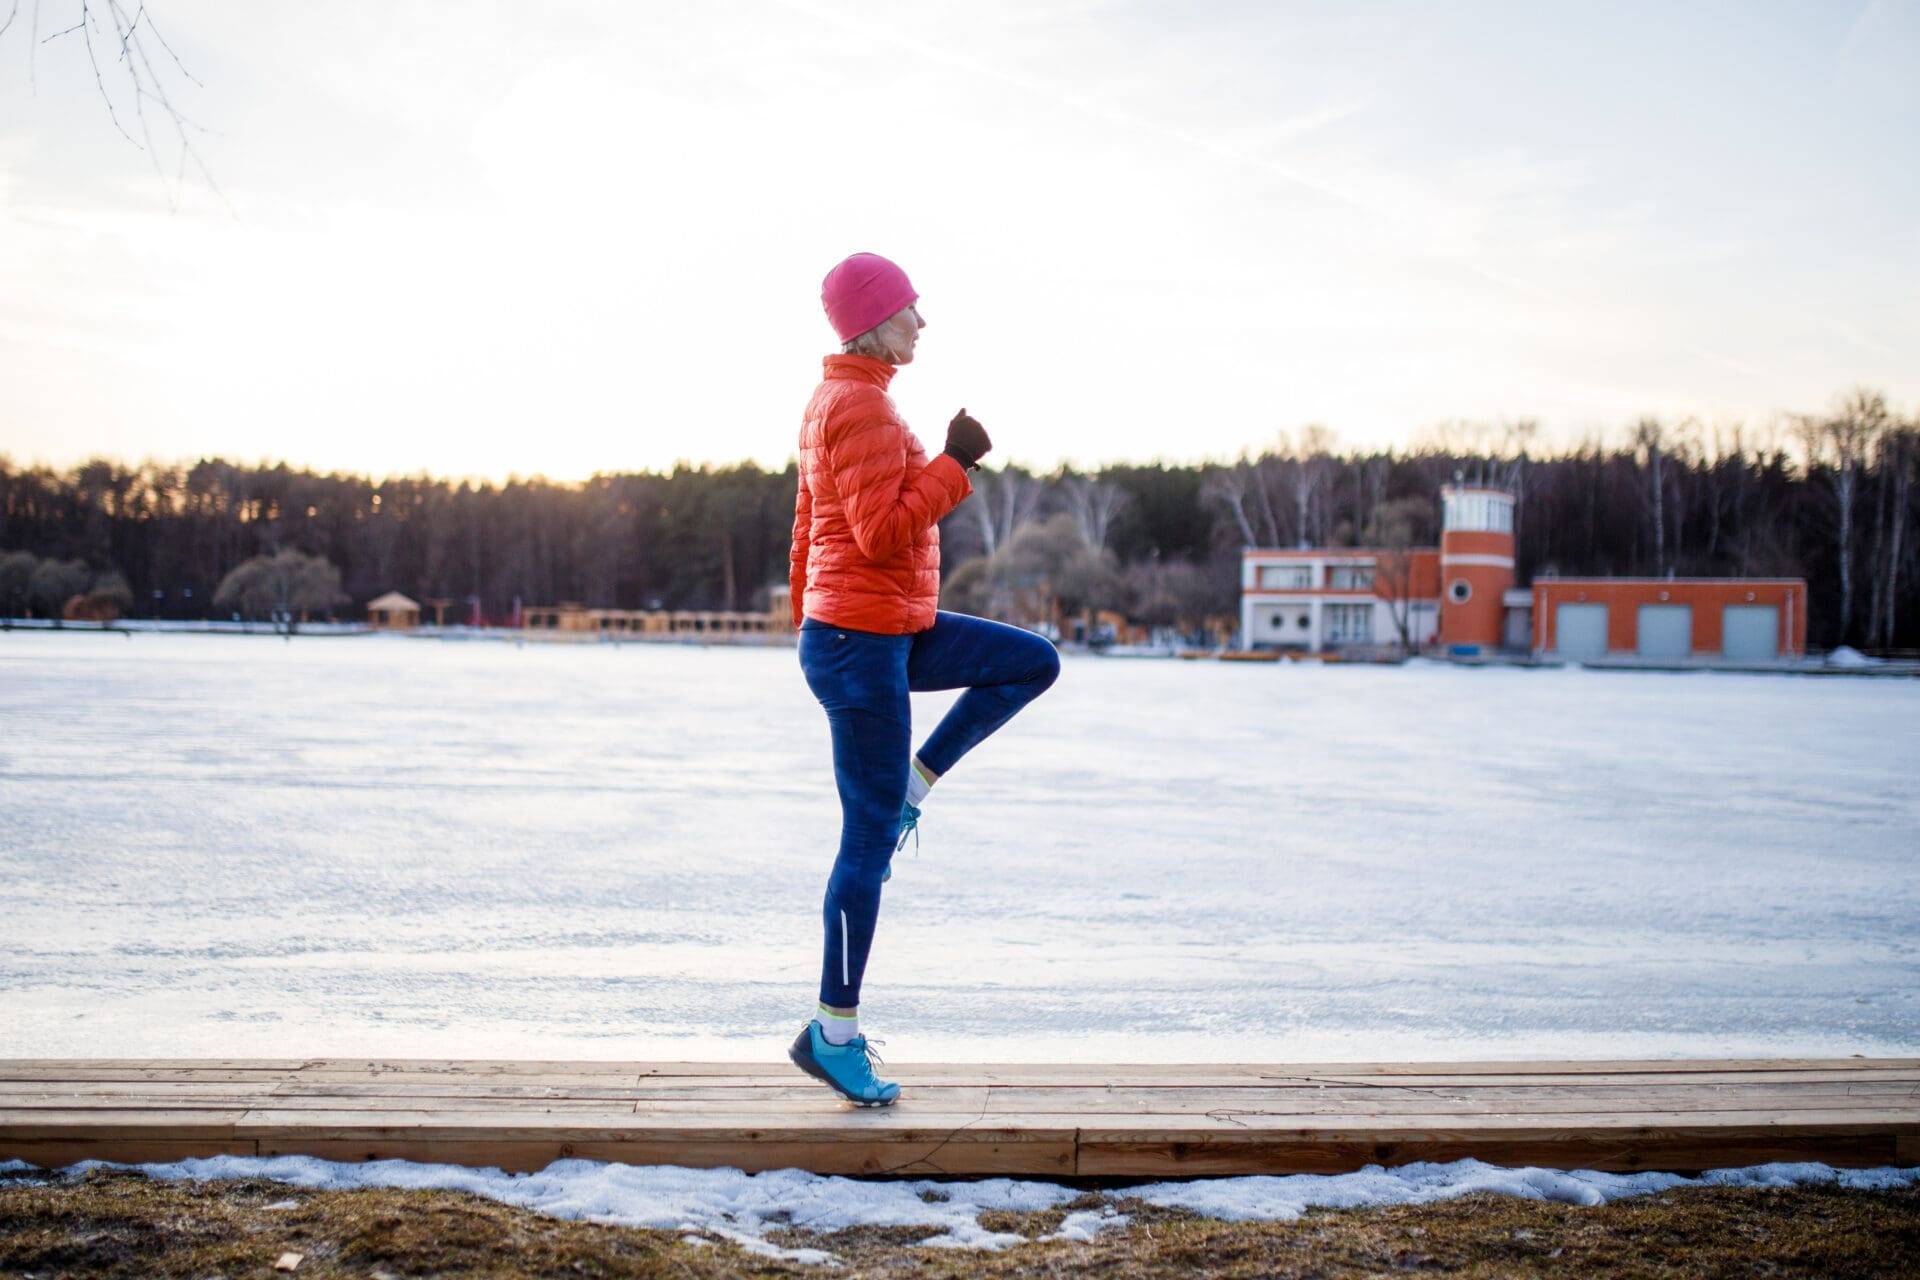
[829,412,973,564]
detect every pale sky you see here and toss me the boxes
[2,1,1916,481]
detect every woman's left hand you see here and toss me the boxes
[943,408,992,470]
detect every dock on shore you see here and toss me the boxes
[4,1057,1914,1179]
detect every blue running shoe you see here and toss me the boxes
[788,1022,900,1107]
[882,801,920,884]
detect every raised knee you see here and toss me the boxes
[1030,637,1062,690]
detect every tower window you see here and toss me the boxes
[1448,579,1472,604]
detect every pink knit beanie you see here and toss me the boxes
[821,252,918,344]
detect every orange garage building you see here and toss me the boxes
[1532,578,1806,662]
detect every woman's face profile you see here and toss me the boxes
[876,304,925,365]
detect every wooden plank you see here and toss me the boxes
[1076,1131,1905,1176]
[0,1082,287,1100]
[0,1110,245,1140]
[230,1108,1024,1135]
[637,1057,1919,1076]
[15,1057,1911,1079]
[237,1108,1074,1177]
[982,1086,1916,1117]
[289,1060,653,1077]
[6,1087,1901,1119]
[270,1081,651,1100]
[0,1068,312,1085]
[263,1081,991,1104]
[260,1068,1920,1092]
[0,1060,309,1072]
[0,1094,655,1116]
[273,1057,1920,1080]
[1235,1071,1920,1088]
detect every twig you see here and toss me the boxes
[132,0,198,86]
[78,0,138,143]
[116,0,139,58]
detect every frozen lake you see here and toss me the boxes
[2,630,1915,1063]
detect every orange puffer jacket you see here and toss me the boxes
[789,354,973,634]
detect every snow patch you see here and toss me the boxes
[1043,1205,1131,1242]
[26,1153,1920,1265]
[1825,645,1880,666]
[1127,1157,1920,1221]
[55,1154,1077,1263]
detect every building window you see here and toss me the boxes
[1327,566,1374,590]
[1259,565,1311,589]
[1448,579,1472,604]
[1298,614,1310,630]
[1325,603,1373,644]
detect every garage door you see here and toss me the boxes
[1554,603,1609,659]
[1722,604,1779,661]
[1636,604,1693,659]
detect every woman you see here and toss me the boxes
[786,252,1062,1106]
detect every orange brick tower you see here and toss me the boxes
[1437,485,1516,653]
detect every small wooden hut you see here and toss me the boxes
[366,591,421,630]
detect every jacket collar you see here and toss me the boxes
[822,353,897,389]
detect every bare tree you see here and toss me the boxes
[214,549,347,633]
[0,550,38,619]
[1798,389,1891,644]
[1632,417,1673,576]
[1059,472,1130,551]
[1868,422,1916,649]
[1200,463,1258,548]
[1280,425,1337,548]
[965,466,1045,558]
[1247,454,1287,545]
[28,557,92,623]
[1365,496,1431,653]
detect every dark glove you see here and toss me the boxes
[943,408,992,471]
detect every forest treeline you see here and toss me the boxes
[2,389,1915,648]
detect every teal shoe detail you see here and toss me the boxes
[788,1022,900,1106]
[882,801,920,884]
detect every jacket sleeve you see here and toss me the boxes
[829,411,974,564]
[788,473,811,628]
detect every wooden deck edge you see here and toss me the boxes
[5,1058,1917,1180]
[6,1121,1917,1179]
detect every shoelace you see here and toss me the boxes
[894,805,920,854]
[858,1037,887,1074]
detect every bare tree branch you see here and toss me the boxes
[4,1,223,208]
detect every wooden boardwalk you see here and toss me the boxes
[3,1058,1915,1178]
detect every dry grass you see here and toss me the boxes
[1,1165,1916,1278]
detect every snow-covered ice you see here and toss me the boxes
[6,1153,1916,1262]
[0,630,1916,1061]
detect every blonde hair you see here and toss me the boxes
[841,327,895,360]
[840,303,919,362]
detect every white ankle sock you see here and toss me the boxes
[815,1003,859,1045]
[906,757,937,807]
